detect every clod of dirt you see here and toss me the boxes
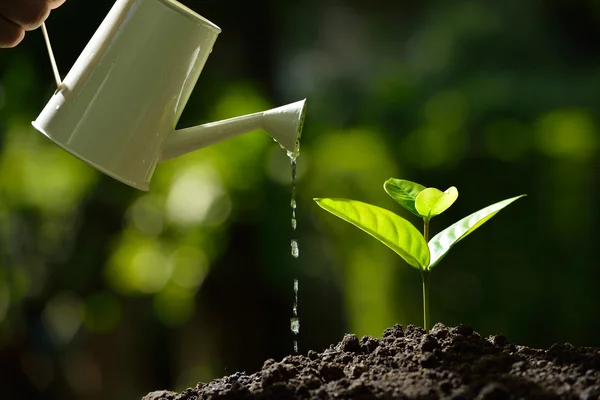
[143,324,600,399]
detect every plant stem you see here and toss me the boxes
[422,218,431,332]
[421,270,430,332]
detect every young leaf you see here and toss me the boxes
[415,186,458,219]
[314,198,430,270]
[427,194,526,269]
[383,179,426,217]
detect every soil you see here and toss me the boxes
[143,323,600,400]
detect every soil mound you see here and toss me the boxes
[143,323,600,399]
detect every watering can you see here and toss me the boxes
[33,0,306,191]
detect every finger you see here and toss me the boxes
[0,14,25,48]
[0,0,50,31]
[47,0,65,11]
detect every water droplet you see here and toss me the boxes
[292,278,299,316]
[287,150,298,163]
[291,240,299,258]
[290,317,300,334]
[291,218,297,230]
[291,198,296,209]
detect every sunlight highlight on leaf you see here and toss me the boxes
[428,195,525,269]
[415,186,458,219]
[314,198,429,270]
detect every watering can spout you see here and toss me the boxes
[159,99,307,162]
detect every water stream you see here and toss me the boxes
[290,278,300,352]
[288,149,300,352]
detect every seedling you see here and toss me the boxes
[314,178,525,331]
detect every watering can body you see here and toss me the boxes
[33,0,306,191]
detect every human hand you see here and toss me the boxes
[0,0,65,48]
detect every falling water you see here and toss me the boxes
[290,278,300,352]
[288,146,300,352]
[290,156,298,248]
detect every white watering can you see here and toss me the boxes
[33,0,306,191]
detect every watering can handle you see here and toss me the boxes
[41,22,62,88]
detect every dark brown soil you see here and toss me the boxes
[143,324,600,400]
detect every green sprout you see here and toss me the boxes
[314,178,525,332]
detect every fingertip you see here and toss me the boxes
[0,27,25,48]
[24,3,51,31]
[47,0,66,11]
[0,14,25,47]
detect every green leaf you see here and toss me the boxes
[428,194,526,269]
[415,187,459,219]
[383,178,426,217]
[314,198,430,270]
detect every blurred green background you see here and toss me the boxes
[1,0,600,398]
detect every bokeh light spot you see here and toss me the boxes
[130,246,172,294]
[106,235,173,295]
[535,109,597,159]
[170,246,209,290]
[166,165,226,227]
[42,294,83,345]
[311,128,398,202]
[0,122,97,215]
